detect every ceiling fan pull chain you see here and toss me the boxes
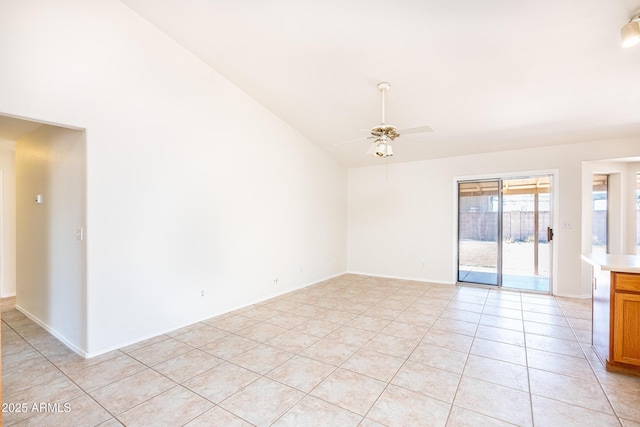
[386,156,389,181]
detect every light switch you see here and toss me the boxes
[76,228,84,241]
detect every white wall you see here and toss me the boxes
[0,141,16,297]
[0,0,347,356]
[16,126,86,352]
[348,139,640,298]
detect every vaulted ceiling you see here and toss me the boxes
[47,2,640,166]
[119,0,640,167]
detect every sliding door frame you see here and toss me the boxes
[457,179,502,286]
[454,170,559,294]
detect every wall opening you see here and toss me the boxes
[1,113,87,354]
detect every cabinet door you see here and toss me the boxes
[613,292,640,367]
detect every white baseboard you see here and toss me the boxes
[14,304,88,358]
[85,270,350,358]
[346,270,455,285]
[15,270,592,360]
[554,293,592,299]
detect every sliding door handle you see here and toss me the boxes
[547,227,553,242]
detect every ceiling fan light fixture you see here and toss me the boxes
[621,15,640,48]
[374,141,393,157]
[334,81,432,157]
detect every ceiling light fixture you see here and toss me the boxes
[374,136,393,157]
[621,14,640,48]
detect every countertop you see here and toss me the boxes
[581,253,640,274]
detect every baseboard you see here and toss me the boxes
[553,293,592,299]
[346,271,455,285]
[85,270,350,358]
[14,304,88,358]
[346,271,595,299]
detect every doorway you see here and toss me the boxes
[592,174,608,254]
[458,175,553,292]
[1,113,87,353]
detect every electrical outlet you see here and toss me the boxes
[200,289,205,297]
[273,277,279,285]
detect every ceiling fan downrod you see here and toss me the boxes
[377,82,390,124]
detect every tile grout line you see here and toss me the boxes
[1,317,121,426]
[442,284,472,427]
[358,282,442,424]
[557,298,624,425]
[521,289,537,427]
[4,277,638,426]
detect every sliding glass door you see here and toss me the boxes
[458,176,552,292]
[501,177,551,291]
[458,180,500,286]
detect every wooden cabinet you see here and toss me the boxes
[612,284,640,367]
[592,270,640,376]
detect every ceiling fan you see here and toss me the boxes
[336,82,433,157]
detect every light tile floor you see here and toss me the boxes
[2,274,640,426]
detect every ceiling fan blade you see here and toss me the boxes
[397,125,433,135]
[334,136,368,146]
[365,142,376,155]
[361,128,383,136]
[334,135,379,146]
